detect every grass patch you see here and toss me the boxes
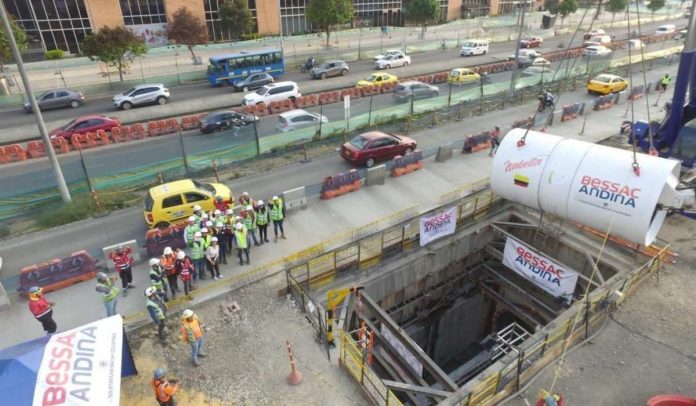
[37,191,138,229]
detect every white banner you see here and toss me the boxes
[419,206,458,246]
[33,316,123,406]
[127,23,168,47]
[502,237,579,298]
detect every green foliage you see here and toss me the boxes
[240,32,264,41]
[405,0,440,31]
[45,49,64,60]
[167,7,208,59]
[557,0,579,20]
[647,0,666,14]
[306,0,354,47]
[37,191,138,229]
[605,0,627,14]
[219,0,254,40]
[545,0,560,13]
[81,26,147,82]
[0,15,27,72]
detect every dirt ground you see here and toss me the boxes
[508,214,696,406]
[120,274,362,406]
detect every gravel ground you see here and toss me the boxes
[506,214,696,406]
[120,274,362,406]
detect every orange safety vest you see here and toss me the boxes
[160,254,176,276]
[152,378,175,402]
[180,316,202,343]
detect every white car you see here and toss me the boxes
[583,45,612,57]
[276,109,328,132]
[460,40,489,56]
[529,57,551,67]
[375,54,411,69]
[583,28,606,40]
[112,83,169,110]
[373,49,404,61]
[242,81,301,106]
[509,49,542,62]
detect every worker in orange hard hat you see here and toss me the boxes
[27,286,57,335]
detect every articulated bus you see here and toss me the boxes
[206,49,284,86]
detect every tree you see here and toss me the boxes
[605,0,627,26]
[306,0,354,48]
[167,7,208,59]
[0,15,27,73]
[81,26,147,82]
[557,0,579,26]
[544,0,560,13]
[219,0,254,40]
[647,0,665,16]
[404,0,440,38]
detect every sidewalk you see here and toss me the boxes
[0,65,672,349]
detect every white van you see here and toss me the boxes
[242,81,301,106]
[460,40,489,56]
[584,35,612,47]
[656,24,676,35]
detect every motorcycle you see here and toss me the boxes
[537,92,555,112]
[301,58,318,73]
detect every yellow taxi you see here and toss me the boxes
[144,179,233,228]
[356,72,399,88]
[587,74,628,95]
[447,68,480,85]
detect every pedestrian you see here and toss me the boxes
[239,191,254,208]
[214,195,229,212]
[255,200,270,244]
[190,232,206,283]
[660,74,671,92]
[183,216,199,248]
[489,126,501,157]
[206,237,222,279]
[95,272,120,317]
[27,286,57,335]
[148,259,169,302]
[215,221,227,264]
[181,309,207,367]
[175,250,194,299]
[192,205,203,223]
[160,247,179,298]
[108,246,135,295]
[269,195,287,242]
[152,368,180,406]
[224,209,235,251]
[234,222,250,265]
[243,205,260,246]
[145,287,167,342]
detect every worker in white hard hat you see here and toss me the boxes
[192,205,203,222]
[255,200,270,244]
[95,271,121,317]
[214,221,228,265]
[206,237,222,279]
[175,250,194,299]
[145,286,167,342]
[269,195,287,242]
[190,231,206,283]
[183,216,199,248]
[224,208,235,251]
[27,286,57,335]
[200,227,212,252]
[148,258,168,302]
[181,309,207,367]
[160,247,179,299]
[243,205,260,246]
[238,191,253,208]
[234,222,251,265]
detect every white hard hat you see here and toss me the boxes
[163,247,173,255]
[193,205,202,211]
[211,237,218,242]
[216,222,223,228]
[177,251,185,259]
[214,209,221,215]
[226,209,234,214]
[188,216,196,222]
[242,191,249,197]
[257,200,264,206]
[202,213,209,219]
[201,227,208,233]
[235,216,242,221]
[145,287,156,296]
[272,195,279,200]
[182,309,194,319]
[149,258,160,266]
[235,223,244,230]
[194,231,202,238]
[205,221,213,227]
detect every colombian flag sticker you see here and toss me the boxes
[513,174,530,188]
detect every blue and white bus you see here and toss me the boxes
[206,49,284,86]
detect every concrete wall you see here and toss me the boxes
[85,0,124,29]
[164,0,206,27]
[433,294,488,366]
[256,1,280,35]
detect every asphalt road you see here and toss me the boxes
[0,18,683,132]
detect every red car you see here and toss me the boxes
[49,114,121,139]
[520,36,543,48]
[340,131,417,167]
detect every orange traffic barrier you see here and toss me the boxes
[51,136,71,154]
[111,126,131,143]
[380,82,398,93]
[70,133,90,149]
[242,105,256,114]
[320,169,361,199]
[254,103,269,117]
[1,144,28,162]
[180,113,206,131]
[144,223,187,257]
[0,148,11,164]
[359,85,380,97]
[86,130,110,147]
[130,123,146,139]
[391,150,423,177]
[296,94,319,108]
[19,250,98,296]
[319,91,340,105]
[433,72,448,83]
[26,140,46,158]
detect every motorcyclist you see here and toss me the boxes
[538,90,555,112]
[303,57,316,72]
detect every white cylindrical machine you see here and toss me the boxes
[491,129,683,246]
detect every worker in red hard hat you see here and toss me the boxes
[27,286,57,335]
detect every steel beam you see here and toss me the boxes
[383,380,452,399]
[481,262,559,318]
[478,282,544,327]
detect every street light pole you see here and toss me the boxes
[0,2,71,203]
[508,1,528,98]
[277,0,284,57]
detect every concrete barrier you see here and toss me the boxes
[391,150,424,177]
[283,186,307,211]
[321,169,361,199]
[102,240,141,271]
[366,164,386,186]
[436,145,453,162]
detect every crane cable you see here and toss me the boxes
[633,0,658,156]
[626,2,642,175]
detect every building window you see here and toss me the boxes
[354,0,403,28]
[440,0,449,21]
[120,0,167,25]
[204,0,258,42]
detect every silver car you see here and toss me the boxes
[24,89,84,113]
[311,60,349,79]
[276,109,328,132]
[113,83,170,110]
[392,81,439,102]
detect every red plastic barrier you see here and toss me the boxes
[646,395,696,406]
[180,114,202,131]
[380,82,398,93]
[359,85,380,97]
[242,105,256,114]
[340,88,361,101]
[111,126,130,143]
[86,130,110,147]
[319,91,340,105]
[19,250,98,296]
[129,123,146,139]
[296,94,319,108]
[391,150,423,177]
[1,144,28,162]
[26,140,46,158]
[70,133,90,149]
[433,72,448,83]
[320,169,361,199]
[144,223,187,257]
[51,136,71,154]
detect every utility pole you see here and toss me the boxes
[0,3,71,202]
[508,0,528,98]
[277,0,285,57]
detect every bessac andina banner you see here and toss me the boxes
[419,206,457,246]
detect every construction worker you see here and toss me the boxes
[255,200,270,244]
[160,247,179,298]
[234,222,250,265]
[489,126,501,157]
[183,216,199,248]
[206,237,222,279]
[201,226,212,249]
[145,287,167,342]
[239,191,253,208]
[190,232,206,282]
[27,286,57,335]
[175,250,194,299]
[224,209,235,251]
[108,246,135,295]
[214,221,228,264]
[269,195,287,242]
[95,272,120,317]
[243,205,260,246]
[192,205,203,223]
[181,309,207,367]
[148,259,168,302]
[199,213,209,229]
[215,195,229,212]
[660,73,671,92]
[152,368,180,406]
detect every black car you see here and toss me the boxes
[199,110,258,134]
[232,72,274,92]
